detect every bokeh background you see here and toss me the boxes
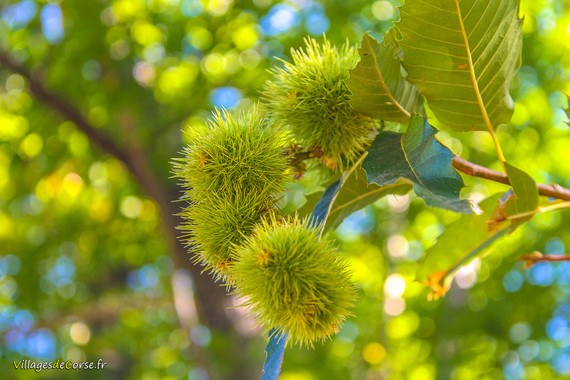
[1,0,570,379]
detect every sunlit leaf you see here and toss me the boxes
[417,194,511,298]
[348,33,423,123]
[504,162,539,223]
[487,163,539,230]
[394,0,522,131]
[362,115,471,213]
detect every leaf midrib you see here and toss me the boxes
[363,36,410,119]
[399,135,425,189]
[453,0,495,134]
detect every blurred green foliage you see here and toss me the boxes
[0,0,570,379]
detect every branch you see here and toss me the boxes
[0,50,235,332]
[452,155,570,201]
[518,251,570,268]
[0,51,133,166]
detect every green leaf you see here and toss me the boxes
[303,155,367,231]
[302,167,412,232]
[486,163,539,229]
[362,115,471,213]
[417,194,511,298]
[348,33,424,123]
[394,0,522,131]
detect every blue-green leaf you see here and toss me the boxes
[362,115,471,213]
[304,167,412,232]
[308,179,342,228]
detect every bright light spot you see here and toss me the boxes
[518,340,539,362]
[0,276,17,299]
[127,265,160,291]
[191,325,212,347]
[545,238,565,254]
[6,74,25,91]
[69,131,90,155]
[143,43,165,63]
[468,192,486,212]
[239,49,261,69]
[110,40,130,60]
[131,21,163,46]
[209,87,242,109]
[409,365,436,380]
[20,133,43,158]
[455,258,480,289]
[70,322,91,345]
[202,53,227,76]
[0,255,21,276]
[387,234,409,259]
[503,270,524,292]
[205,0,233,16]
[187,27,213,51]
[502,350,523,379]
[547,316,570,341]
[371,1,394,21]
[510,322,532,343]
[41,4,64,44]
[384,274,406,297]
[387,194,409,212]
[0,112,29,141]
[337,210,374,241]
[553,350,570,375]
[232,25,258,50]
[305,12,329,35]
[89,198,112,222]
[25,329,56,359]
[47,255,75,287]
[1,0,37,29]
[88,162,107,186]
[188,368,209,380]
[260,4,300,36]
[62,172,84,198]
[172,269,198,329]
[133,62,156,86]
[362,342,386,364]
[385,313,419,340]
[526,262,555,286]
[181,0,203,17]
[120,196,143,219]
[384,297,406,316]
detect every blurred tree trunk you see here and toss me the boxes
[0,51,258,380]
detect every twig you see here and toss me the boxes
[518,251,570,268]
[452,155,570,201]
